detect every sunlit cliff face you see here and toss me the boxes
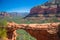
[30,6,57,14]
[47,23,59,34]
[7,22,60,34]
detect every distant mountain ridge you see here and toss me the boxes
[0,12,29,17]
[24,0,60,21]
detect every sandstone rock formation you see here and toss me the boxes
[24,0,60,21]
[5,22,60,40]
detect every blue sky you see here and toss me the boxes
[0,0,49,12]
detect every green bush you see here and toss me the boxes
[0,19,7,27]
[0,27,7,39]
[16,29,36,40]
[0,19,7,40]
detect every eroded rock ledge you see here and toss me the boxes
[4,22,60,40]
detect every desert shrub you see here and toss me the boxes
[0,19,7,40]
[0,27,7,40]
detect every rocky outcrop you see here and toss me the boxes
[24,1,60,21]
[6,22,60,40]
[30,6,57,14]
[30,0,60,14]
[24,5,60,21]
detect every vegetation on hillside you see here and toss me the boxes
[3,16,60,24]
[0,19,7,40]
[16,29,36,40]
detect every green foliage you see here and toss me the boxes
[44,17,60,23]
[0,19,7,40]
[2,16,60,24]
[16,29,36,40]
[0,19,7,27]
[0,27,7,39]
